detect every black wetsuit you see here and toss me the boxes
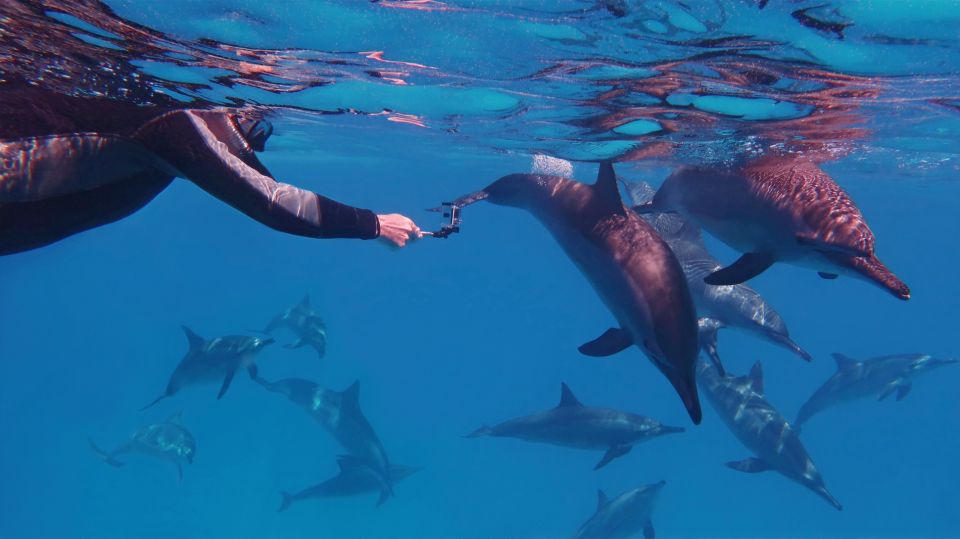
[0,87,379,255]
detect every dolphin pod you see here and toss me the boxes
[450,162,702,424]
[467,383,684,470]
[89,411,196,481]
[635,156,910,300]
[697,359,842,511]
[795,352,958,430]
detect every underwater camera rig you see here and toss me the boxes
[425,202,462,239]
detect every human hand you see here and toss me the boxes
[377,213,422,248]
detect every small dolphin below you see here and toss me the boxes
[629,181,809,369]
[697,359,842,511]
[278,456,420,512]
[447,162,702,423]
[255,376,395,505]
[795,352,958,429]
[263,294,327,360]
[89,411,195,481]
[573,480,665,539]
[635,157,909,300]
[141,326,273,410]
[467,383,684,470]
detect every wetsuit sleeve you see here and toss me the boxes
[132,110,380,240]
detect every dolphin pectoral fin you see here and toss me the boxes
[283,338,307,350]
[725,457,771,473]
[376,489,391,507]
[704,253,775,285]
[878,382,899,401]
[246,363,259,380]
[594,444,632,470]
[278,492,294,512]
[796,233,870,258]
[578,328,633,357]
[89,439,125,468]
[140,392,172,412]
[177,464,183,483]
[818,272,839,279]
[896,383,912,401]
[217,368,238,400]
[643,520,655,539]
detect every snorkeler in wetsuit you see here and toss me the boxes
[0,86,422,255]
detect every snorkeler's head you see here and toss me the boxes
[236,115,274,152]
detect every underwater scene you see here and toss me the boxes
[1,1,959,538]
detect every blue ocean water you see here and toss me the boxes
[1,1,959,538]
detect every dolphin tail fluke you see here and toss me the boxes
[140,393,170,412]
[278,492,294,513]
[465,425,492,438]
[89,438,124,468]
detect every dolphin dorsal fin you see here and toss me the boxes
[558,383,582,407]
[341,380,361,409]
[181,326,205,350]
[748,361,764,393]
[597,489,609,509]
[594,161,626,215]
[831,353,857,370]
[298,294,311,309]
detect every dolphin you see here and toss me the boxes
[467,383,684,470]
[573,480,665,539]
[255,376,394,505]
[263,294,327,360]
[141,327,273,410]
[629,181,809,369]
[278,456,419,512]
[697,359,842,511]
[634,157,910,300]
[447,162,701,423]
[89,411,196,481]
[795,352,958,429]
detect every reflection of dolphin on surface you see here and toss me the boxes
[467,383,684,470]
[697,359,842,511]
[573,480,665,539]
[629,181,809,370]
[263,294,327,360]
[255,376,395,505]
[795,352,958,430]
[142,327,273,410]
[635,157,910,300]
[446,162,702,423]
[89,411,196,481]
[278,456,420,512]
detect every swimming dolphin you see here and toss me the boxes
[634,157,910,300]
[467,383,684,470]
[278,456,419,512]
[255,376,394,504]
[89,411,196,481]
[141,327,273,410]
[697,359,842,511]
[573,480,665,539]
[795,352,958,429]
[448,162,701,423]
[263,295,327,360]
[629,181,809,369]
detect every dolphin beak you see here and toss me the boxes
[932,358,959,367]
[666,371,702,425]
[816,486,843,511]
[660,425,686,435]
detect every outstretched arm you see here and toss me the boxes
[133,109,403,241]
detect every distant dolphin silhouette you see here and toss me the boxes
[278,457,419,512]
[262,294,327,360]
[448,162,701,423]
[573,480,665,539]
[89,411,195,481]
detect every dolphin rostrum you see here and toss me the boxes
[795,352,958,429]
[89,411,196,481]
[255,376,395,505]
[449,162,701,423]
[573,480,665,539]
[278,456,419,512]
[263,294,327,360]
[635,157,910,300]
[141,327,273,410]
[467,383,684,470]
[629,181,809,370]
[697,359,842,511]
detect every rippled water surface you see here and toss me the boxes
[1,1,959,538]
